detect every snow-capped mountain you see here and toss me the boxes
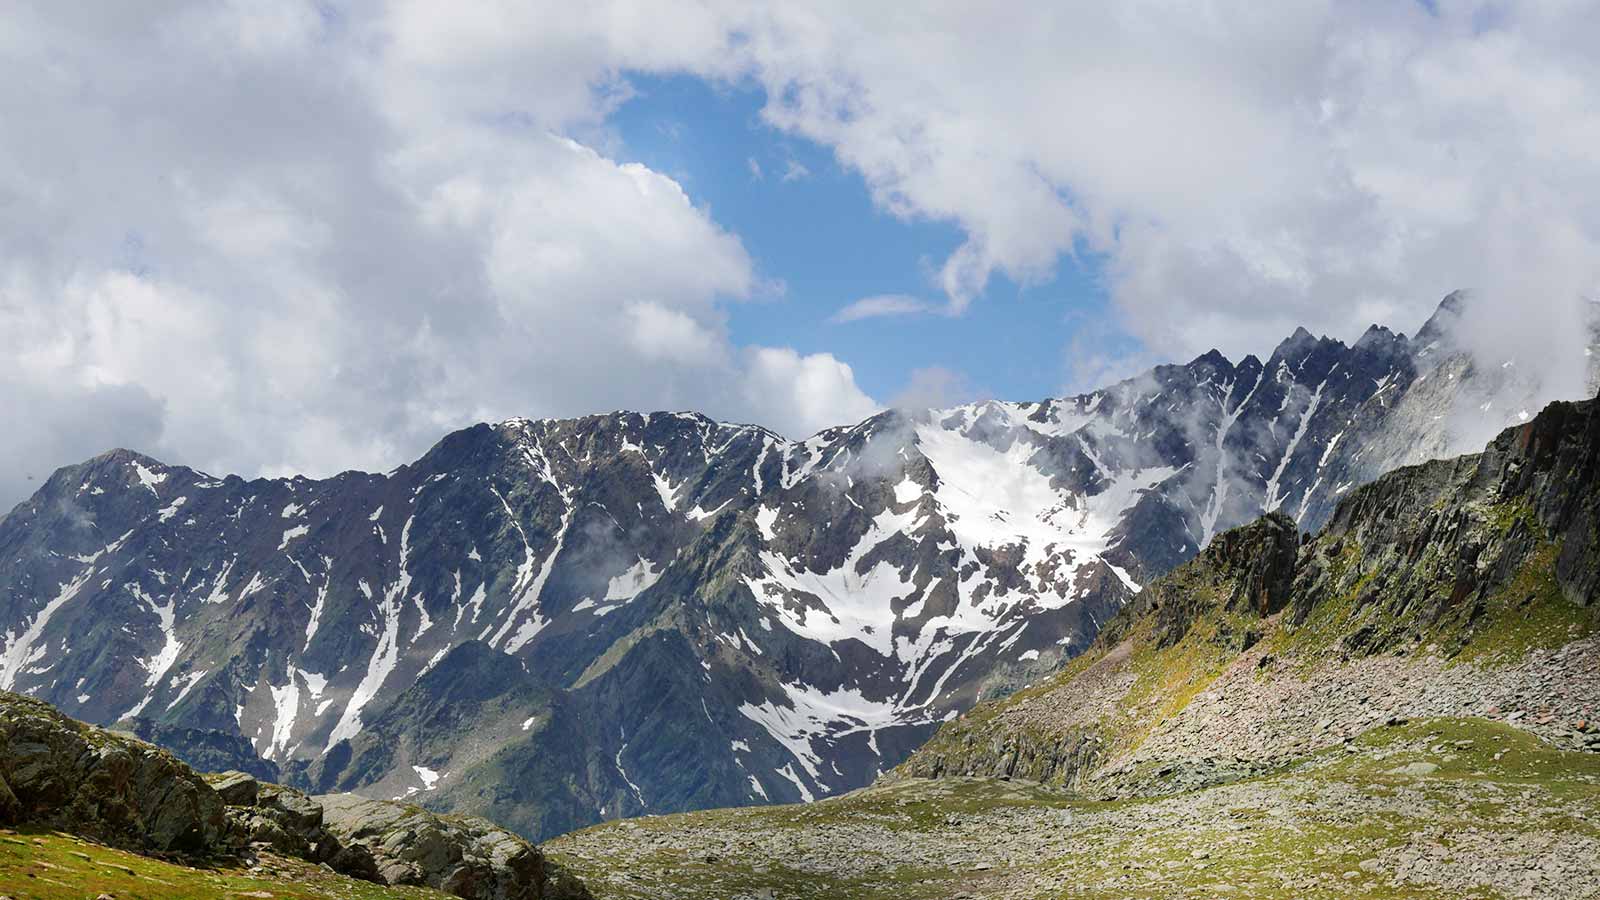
[0,295,1584,840]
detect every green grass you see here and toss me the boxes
[1451,542,1597,663]
[0,828,448,900]
[551,717,1599,900]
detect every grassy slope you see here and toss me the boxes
[547,717,1600,900]
[0,828,454,900]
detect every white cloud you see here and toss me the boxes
[829,294,934,323]
[715,1,1600,386]
[624,302,727,365]
[889,367,981,411]
[781,158,811,183]
[0,1,875,508]
[367,1,1600,378]
[742,347,881,437]
[7,0,1600,508]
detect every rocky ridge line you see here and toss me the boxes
[896,393,1600,795]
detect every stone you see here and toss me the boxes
[317,792,590,899]
[1385,762,1440,777]
[0,691,226,854]
[206,770,260,807]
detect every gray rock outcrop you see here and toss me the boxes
[0,691,225,853]
[0,690,589,898]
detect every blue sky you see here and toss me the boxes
[609,74,1129,406]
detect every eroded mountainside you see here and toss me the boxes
[900,394,1599,791]
[0,297,1581,840]
[551,394,1600,899]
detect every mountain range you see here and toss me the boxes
[548,388,1600,900]
[0,293,1589,841]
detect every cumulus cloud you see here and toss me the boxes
[720,1,1600,385]
[741,347,881,437]
[7,0,1600,511]
[0,1,873,509]
[372,0,1600,386]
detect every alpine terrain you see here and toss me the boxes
[0,686,593,898]
[548,390,1600,900]
[0,295,1589,842]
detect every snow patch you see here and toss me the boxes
[0,565,97,690]
[737,683,903,786]
[157,496,188,523]
[604,558,661,602]
[278,524,309,550]
[267,678,300,759]
[132,462,166,494]
[166,670,207,710]
[651,471,681,512]
[128,584,181,689]
[773,763,814,803]
[755,504,779,542]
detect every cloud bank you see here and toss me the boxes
[5,1,1599,509]
[0,3,872,508]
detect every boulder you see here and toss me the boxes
[0,692,590,897]
[0,691,226,854]
[317,792,590,899]
[204,770,260,806]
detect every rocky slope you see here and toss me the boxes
[548,394,1600,899]
[0,296,1586,840]
[899,393,1600,792]
[0,689,590,899]
[549,721,1600,900]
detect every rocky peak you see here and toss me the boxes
[1413,289,1468,355]
[1268,325,1320,365]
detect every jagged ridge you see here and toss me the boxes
[897,394,1600,792]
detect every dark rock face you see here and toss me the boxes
[216,774,349,868]
[1105,512,1302,653]
[0,689,589,899]
[897,393,1600,789]
[1292,394,1600,654]
[125,718,281,782]
[0,690,226,853]
[0,296,1583,840]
